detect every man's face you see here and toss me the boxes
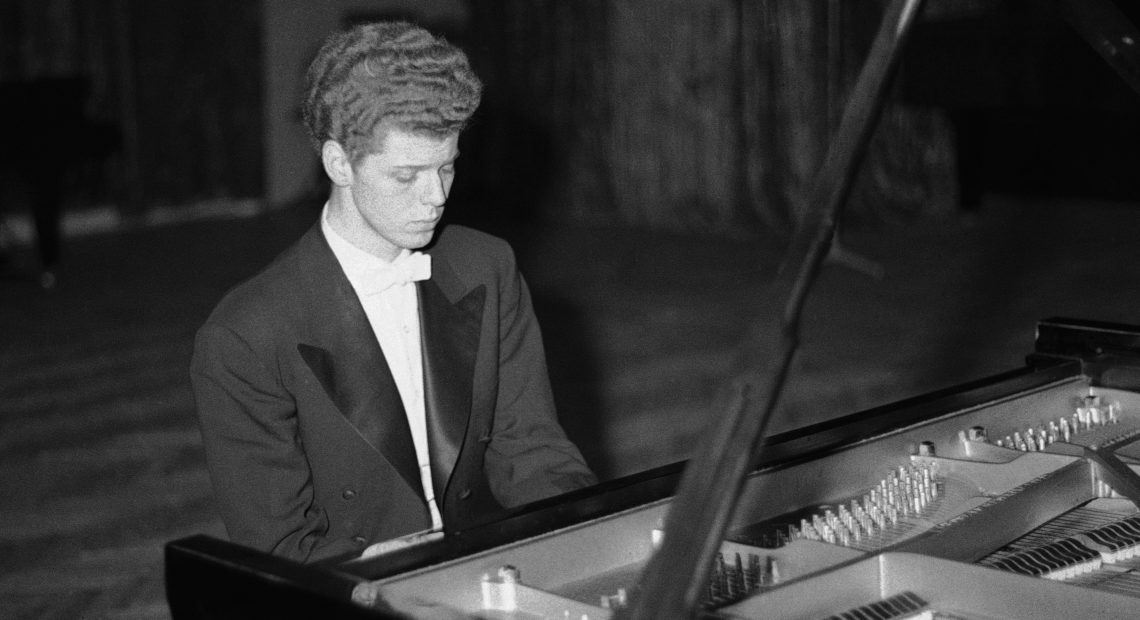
[344,129,459,261]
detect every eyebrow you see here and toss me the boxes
[392,153,460,170]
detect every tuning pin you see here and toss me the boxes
[1013,432,1028,452]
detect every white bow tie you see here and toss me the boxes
[357,251,431,295]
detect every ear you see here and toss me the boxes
[321,140,354,187]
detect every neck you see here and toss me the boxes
[326,190,399,262]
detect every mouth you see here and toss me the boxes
[410,220,440,232]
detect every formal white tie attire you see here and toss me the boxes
[320,207,443,532]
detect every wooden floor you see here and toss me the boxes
[4,194,1140,618]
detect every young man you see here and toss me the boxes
[190,21,596,564]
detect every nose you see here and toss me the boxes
[422,173,448,207]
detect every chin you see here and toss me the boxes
[406,231,436,249]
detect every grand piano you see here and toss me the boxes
[165,317,1140,619]
[165,1,1140,618]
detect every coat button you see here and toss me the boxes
[342,488,356,500]
[352,536,367,546]
[459,488,472,500]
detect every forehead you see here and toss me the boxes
[369,128,459,165]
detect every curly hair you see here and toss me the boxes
[301,21,483,164]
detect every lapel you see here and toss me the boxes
[418,248,485,502]
[292,224,424,498]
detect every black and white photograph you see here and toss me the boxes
[3,1,1140,618]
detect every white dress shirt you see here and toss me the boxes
[320,206,443,531]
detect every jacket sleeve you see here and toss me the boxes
[190,322,358,564]
[483,246,599,507]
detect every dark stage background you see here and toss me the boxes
[2,1,1140,617]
